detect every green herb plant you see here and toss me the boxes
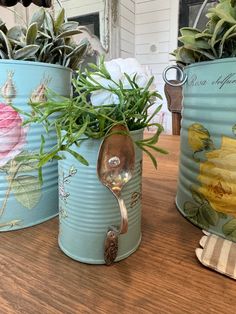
[22,59,167,173]
[173,0,236,65]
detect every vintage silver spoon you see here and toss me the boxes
[97,124,135,265]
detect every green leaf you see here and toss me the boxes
[0,18,7,34]
[12,175,42,209]
[38,149,60,167]
[60,22,79,32]
[146,105,162,124]
[190,187,205,205]
[66,40,88,58]
[17,154,41,169]
[18,163,38,173]
[71,121,88,142]
[30,8,45,27]
[176,46,196,64]
[137,124,163,145]
[38,30,51,39]
[178,35,211,50]
[57,30,82,39]
[136,144,157,169]
[222,219,236,236]
[26,22,38,45]
[195,33,212,39]
[192,48,215,60]
[45,11,55,38]
[13,45,40,60]
[228,230,236,241]
[66,148,89,166]
[211,19,226,48]
[50,45,74,55]
[231,0,236,8]
[196,210,210,229]
[13,151,38,163]
[7,26,26,43]
[0,49,7,59]
[40,135,45,155]
[0,30,12,58]
[200,204,219,226]
[219,24,236,57]
[232,124,236,136]
[55,123,62,146]
[218,212,228,219]
[11,105,31,117]
[38,167,43,186]
[54,8,65,33]
[141,143,168,154]
[184,201,199,217]
[209,2,236,24]
[37,42,53,61]
[180,27,201,36]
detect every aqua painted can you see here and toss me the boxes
[58,129,143,264]
[0,60,72,231]
[175,58,236,241]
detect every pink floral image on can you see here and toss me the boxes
[0,103,27,167]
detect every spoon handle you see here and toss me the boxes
[104,227,119,265]
[104,198,128,265]
[117,197,128,234]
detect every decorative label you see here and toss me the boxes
[184,122,236,242]
[187,73,236,89]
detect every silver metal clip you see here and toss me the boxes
[162,65,187,87]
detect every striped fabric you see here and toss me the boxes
[196,233,236,280]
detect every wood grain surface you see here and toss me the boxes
[0,135,235,314]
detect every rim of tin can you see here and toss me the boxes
[63,128,144,144]
[0,59,73,73]
[185,57,236,70]
[89,127,144,139]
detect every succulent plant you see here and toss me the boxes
[0,8,88,70]
[173,0,236,65]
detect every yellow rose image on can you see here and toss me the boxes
[198,136,236,217]
[188,123,214,153]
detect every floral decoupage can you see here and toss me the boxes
[176,58,236,241]
[58,129,143,264]
[0,60,72,231]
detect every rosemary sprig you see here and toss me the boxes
[22,59,167,175]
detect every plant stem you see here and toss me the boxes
[0,161,23,218]
[0,219,21,229]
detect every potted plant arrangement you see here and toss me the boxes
[0,7,88,230]
[168,0,236,241]
[23,57,166,264]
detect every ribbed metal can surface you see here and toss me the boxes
[58,129,143,264]
[176,58,236,241]
[0,60,72,231]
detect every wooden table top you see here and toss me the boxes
[1,135,235,314]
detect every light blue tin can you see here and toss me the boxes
[0,60,72,231]
[168,58,236,241]
[58,129,143,264]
